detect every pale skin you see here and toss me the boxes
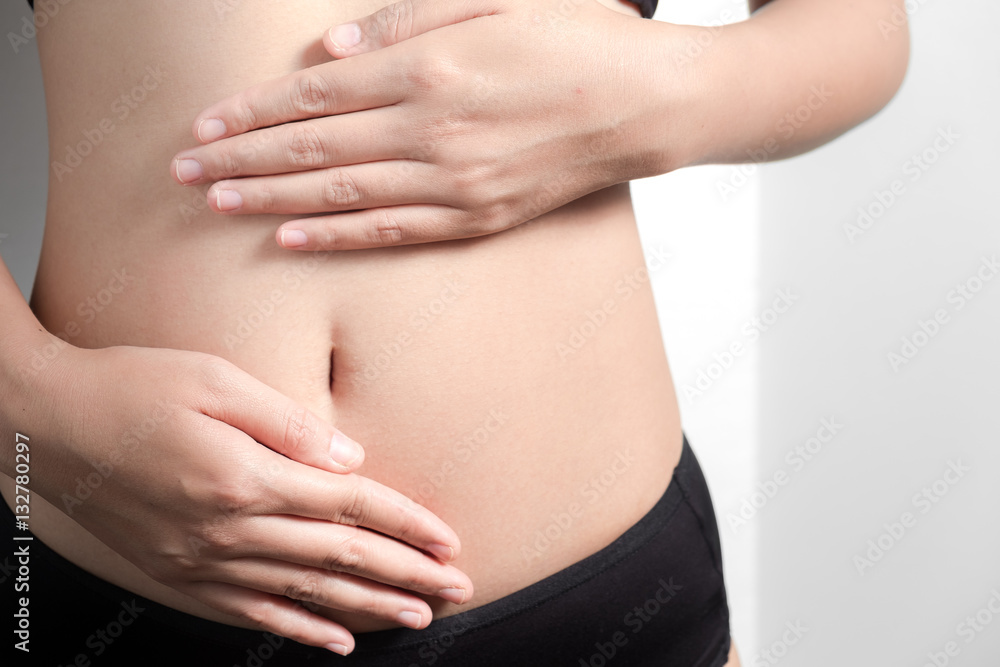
[0,0,906,660]
[172,0,910,251]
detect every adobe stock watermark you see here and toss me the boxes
[726,417,844,534]
[578,577,683,666]
[20,268,136,380]
[213,0,247,19]
[513,122,629,226]
[521,449,636,562]
[887,254,997,372]
[179,124,284,224]
[355,275,469,386]
[878,0,931,40]
[843,125,959,243]
[717,84,834,202]
[7,0,72,54]
[60,399,176,515]
[407,407,509,504]
[404,613,478,667]
[749,620,809,667]
[386,73,500,195]
[853,459,970,575]
[223,251,337,349]
[681,288,798,403]
[919,589,1000,667]
[51,66,166,182]
[556,245,671,361]
[58,600,145,664]
[233,632,287,667]
[667,0,750,70]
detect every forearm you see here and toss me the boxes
[636,0,910,174]
[0,258,61,478]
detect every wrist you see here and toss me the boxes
[1,328,81,475]
[640,20,756,173]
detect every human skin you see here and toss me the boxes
[0,0,907,658]
[171,0,911,251]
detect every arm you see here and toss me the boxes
[639,0,910,173]
[0,257,471,654]
[170,0,909,249]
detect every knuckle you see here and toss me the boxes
[322,170,362,208]
[479,203,510,232]
[194,355,236,392]
[144,556,187,584]
[291,73,333,115]
[449,164,489,208]
[284,572,323,603]
[213,483,259,522]
[281,406,315,460]
[217,146,243,178]
[372,0,414,46]
[287,124,327,168]
[198,524,240,553]
[239,603,270,629]
[336,484,371,526]
[255,184,277,213]
[324,531,367,572]
[355,591,387,619]
[313,224,341,250]
[420,116,464,154]
[232,95,260,133]
[408,51,461,91]
[370,209,404,245]
[389,506,423,546]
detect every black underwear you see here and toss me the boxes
[3,434,729,666]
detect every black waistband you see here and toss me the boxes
[2,433,704,658]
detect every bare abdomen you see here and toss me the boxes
[26,0,683,631]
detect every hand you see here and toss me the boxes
[171,0,657,251]
[24,342,472,654]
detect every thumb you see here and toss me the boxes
[324,0,500,57]
[206,362,364,473]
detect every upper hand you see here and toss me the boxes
[171,0,651,251]
[24,341,472,654]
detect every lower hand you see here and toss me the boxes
[23,341,472,654]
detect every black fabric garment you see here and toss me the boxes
[26,0,658,19]
[4,435,730,666]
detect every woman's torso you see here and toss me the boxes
[10,0,683,633]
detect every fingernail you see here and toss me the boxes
[397,610,423,629]
[215,189,242,212]
[174,158,203,184]
[324,643,349,655]
[426,543,455,562]
[439,587,467,605]
[197,118,227,142]
[330,431,362,468]
[280,229,308,248]
[329,24,361,50]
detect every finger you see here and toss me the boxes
[243,516,472,600]
[275,205,503,251]
[205,161,442,216]
[272,465,463,562]
[198,359,365,472]
[181,581,355,654]
[325,0,501,58]
[216,558,436,629]
[190,51,405,143]
[173,107,408,186]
